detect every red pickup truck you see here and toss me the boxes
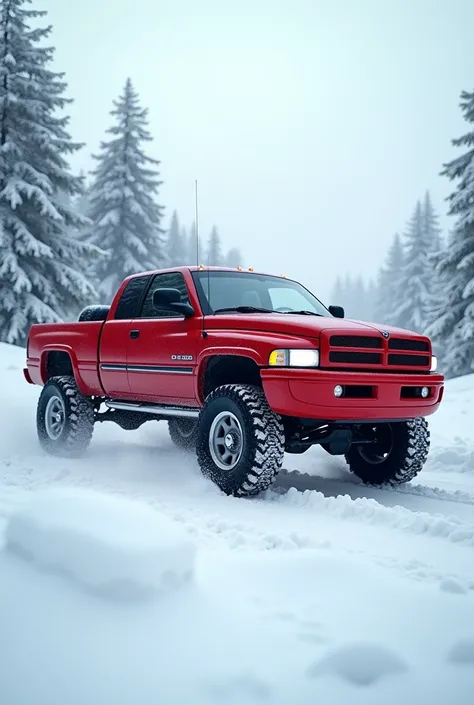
[25,266,444,496]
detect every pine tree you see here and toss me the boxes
[374,233,405,325]
[362,278,377,321]
[353,276,366,319]
[425,90,474,376]
[392,201,430,332]
[86,78,165,301]
[225,247,242,268]
[180,225,189,264]
[423,191,446,357]
[341,274,354,317]
[74,170,91,219]
[423,191,442,253]
[330,276,344,306]
[187,221,198,264]
[167,210,186,266]
[0,0,99,344]
[206,225,223,265]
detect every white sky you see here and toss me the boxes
[45,0,474,302]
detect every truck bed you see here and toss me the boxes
[26,321,105,395]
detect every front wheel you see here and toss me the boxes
[37,375,95,457]
[345,418,430,486]
[196,384,285,496]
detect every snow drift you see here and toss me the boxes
[5,487,195,600]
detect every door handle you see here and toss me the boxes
[130,329,140,339]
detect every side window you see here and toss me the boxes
[114,276,150,320]
[139,272,190,318]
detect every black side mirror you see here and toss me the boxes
[329,305,344,318]
[152,288,195,318]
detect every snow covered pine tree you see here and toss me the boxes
[225,247,243,268]
[166,210,186,266]
[393,201,431,332]
[426,90,474,376]
[374,233,405,326]
[86,78,166,302]
[206,226,223,265]
[0,0,99,345]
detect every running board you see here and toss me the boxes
[105,400,200,419]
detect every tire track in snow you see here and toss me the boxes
[1,469,474,593]
[267,486,474,548]
[276,469,474,507]
[2,455,474,552]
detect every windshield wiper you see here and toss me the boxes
[213,306,276,314]
[283,310,323,316]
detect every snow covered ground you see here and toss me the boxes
[0,341,473,704]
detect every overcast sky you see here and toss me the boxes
[45,0,474,302]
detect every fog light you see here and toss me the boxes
[334,385,344,398]
[421,386,429,398]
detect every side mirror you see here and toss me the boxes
[329,305,344,318]
[152,288,195,318]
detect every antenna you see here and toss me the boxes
[194,179,199,265]
[194,179,208,338]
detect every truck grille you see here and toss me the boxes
[329,351,382,364]
[322,333,431,372]
[329,335,383,349]
[388,354,430,367]
[388,338,429,352]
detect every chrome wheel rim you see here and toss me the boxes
[45,395,66,440]
[209,411,243,471]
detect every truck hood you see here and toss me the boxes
[204,313,422,340]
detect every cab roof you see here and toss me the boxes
[125,265,291,280]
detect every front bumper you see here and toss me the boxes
[260,368,444,421]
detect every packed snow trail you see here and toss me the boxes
[1,342,474,704]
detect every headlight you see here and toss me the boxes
[430,356,437,372]
[268,349,319,367]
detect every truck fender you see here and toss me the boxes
[39,345,90,395]
[195,348,264,403]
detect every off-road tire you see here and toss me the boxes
[345,418,430,486]
[37,375,95,458]
[168,418,198,452]
[196,384,285,497]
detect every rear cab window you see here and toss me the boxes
[114,276,150,319]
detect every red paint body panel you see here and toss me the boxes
[27,321,104,395]
[126,317,199,401]
[25,266,445,424]
[261,369,444,420]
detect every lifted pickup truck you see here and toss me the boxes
[25,266,444,496]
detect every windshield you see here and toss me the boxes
[192,270,331,316]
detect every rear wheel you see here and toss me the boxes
[196,384,285,496]
[37,376,94,457]
[345,418,430,485]
[168,418,198,452]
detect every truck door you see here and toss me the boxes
[98,275,151,397]
[127,271,199,402]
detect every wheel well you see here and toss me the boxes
[203,355,262,397]
[45,351,73,380]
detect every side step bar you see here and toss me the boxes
[105,400,200,419]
